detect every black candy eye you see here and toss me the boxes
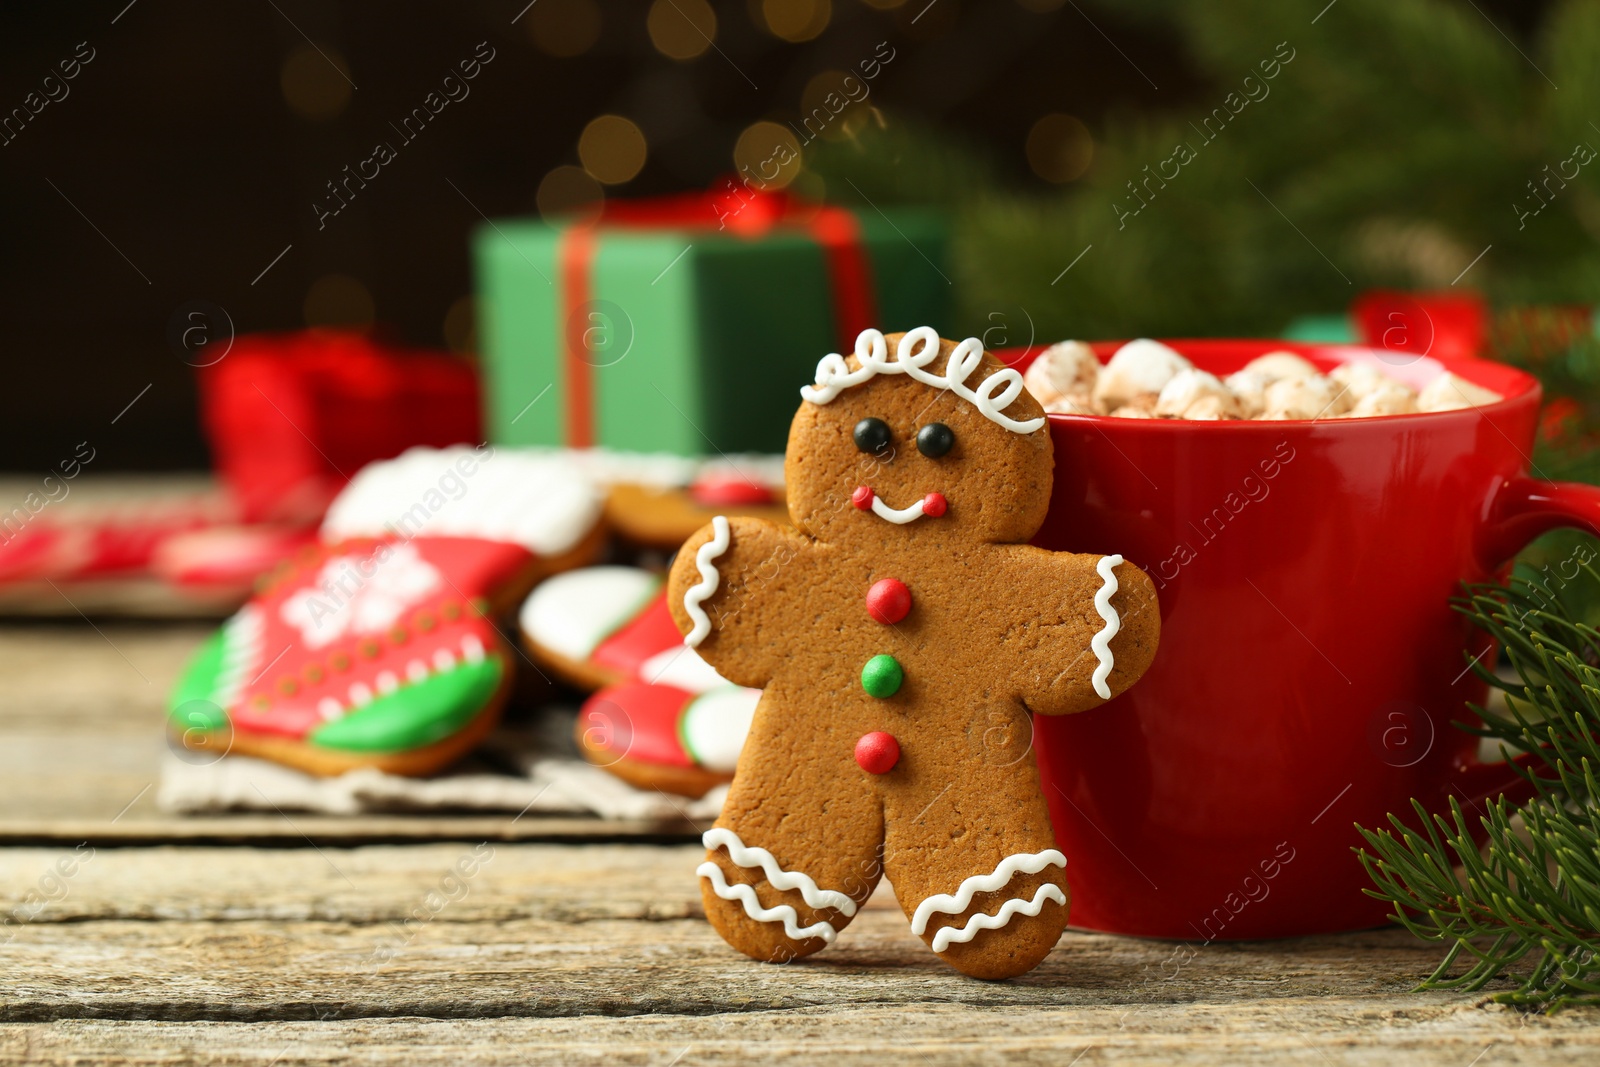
[916,422,955,458]
[854,417,891,454]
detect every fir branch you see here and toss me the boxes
[1358,571,1600,1011]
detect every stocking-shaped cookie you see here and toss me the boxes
[667,328,1160,980]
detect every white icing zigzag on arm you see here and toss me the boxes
[702,828,858,916]
[910,849,1067,935]
[682,515,731,648]
[1091,554,1124,699]
[697,863,839,943]
[800,327,1046,435]
[929,883,1068,952]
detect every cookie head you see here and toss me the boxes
[786,328,1053,544]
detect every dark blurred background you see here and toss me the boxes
[0,0,1561,472]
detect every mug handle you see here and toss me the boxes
[1457,475,1600,811]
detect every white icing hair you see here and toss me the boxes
[800,327,1046,435]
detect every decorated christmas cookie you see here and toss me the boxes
[168,447,607,777]
[576,682,759,798]
[521,564,759,795]
[667,327,1161,980]
[519,565,726,692]
[558,450,789,549]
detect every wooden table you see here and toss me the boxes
[3,624,1598,1064]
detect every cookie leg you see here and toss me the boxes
[698,707,884,963]
[881,755,1069,980]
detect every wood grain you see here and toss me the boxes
[2,842,1598,1064]
[0,625,696,843]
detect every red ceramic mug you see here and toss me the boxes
[1014,339,1600,939]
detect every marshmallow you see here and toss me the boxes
[1156,369,1242,419]
[1223,370,1271,418]
[1329,361,1396,401]
[1343,382,1418,417]
[1261,375,1342,420]
[1093,339,1192,409]
[1108,394,1158,419]
[1417,372,1503,412]
[1023,341,1100,409]
[1243,351,1321,383]
[1043,394,1103,416]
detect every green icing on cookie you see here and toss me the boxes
[168,628,230,730]
[310,656,503,753]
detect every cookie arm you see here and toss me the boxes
[1001,547,1161,716]
[666,517,815,690]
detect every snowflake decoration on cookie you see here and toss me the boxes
[279,542,442,649]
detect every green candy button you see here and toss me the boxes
[861,654,903,699]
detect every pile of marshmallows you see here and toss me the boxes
[1022,339,1504,421]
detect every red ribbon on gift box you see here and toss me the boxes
[555,187,879,448]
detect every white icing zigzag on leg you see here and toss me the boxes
[910,849,1067,935]
[697,862,839,943]
[928,883,1067,952]
[1090,554,1123,700]
[702,828,858,916]
[682,515,730,648]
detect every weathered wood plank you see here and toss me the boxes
[0,625,698,843]
[1,1001,1597,1066]
[0,844,1583,1034]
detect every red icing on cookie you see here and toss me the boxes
[579,682,694,768]
[591,591,681,679]
[691,471,775,507]
[854,731,900,774]
[865,578,911,625]
[219,536,528,741]
[921,492,948,518]
[851,486,875,511]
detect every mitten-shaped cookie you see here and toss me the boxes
[667,328,1161,979]
[167,447,605,776]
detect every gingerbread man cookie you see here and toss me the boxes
[667,328,1160,979]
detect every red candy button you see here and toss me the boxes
[921,492,947,518]
[852,486,875,511]
[855,731,900,774]
[866,578,911,625]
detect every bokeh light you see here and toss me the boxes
[799,69,874,143]
[733,121,804,191]
[527,0,602,57]
[1026,113,1094,183]
[579,115,648,185]
[279,43,352,121]
[760,0,832,43]
[537,164,605,221]
[648,0,717,60]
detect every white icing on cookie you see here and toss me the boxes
[321,446,603,556]
[214,605,264,710]
[679,687,760,772]
[910,849,1067,936]
[640,644,729,693]
[870,494,931,525]
[929,883,1068,952]
[682,516,730,648]
[519,566,662,660]
[697,863,839,943]
[703,827,858,915]
[279,542,442,650]
[801,327,1046,435]
[1091,554,1123,700]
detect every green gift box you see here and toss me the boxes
[474,193,949,456]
